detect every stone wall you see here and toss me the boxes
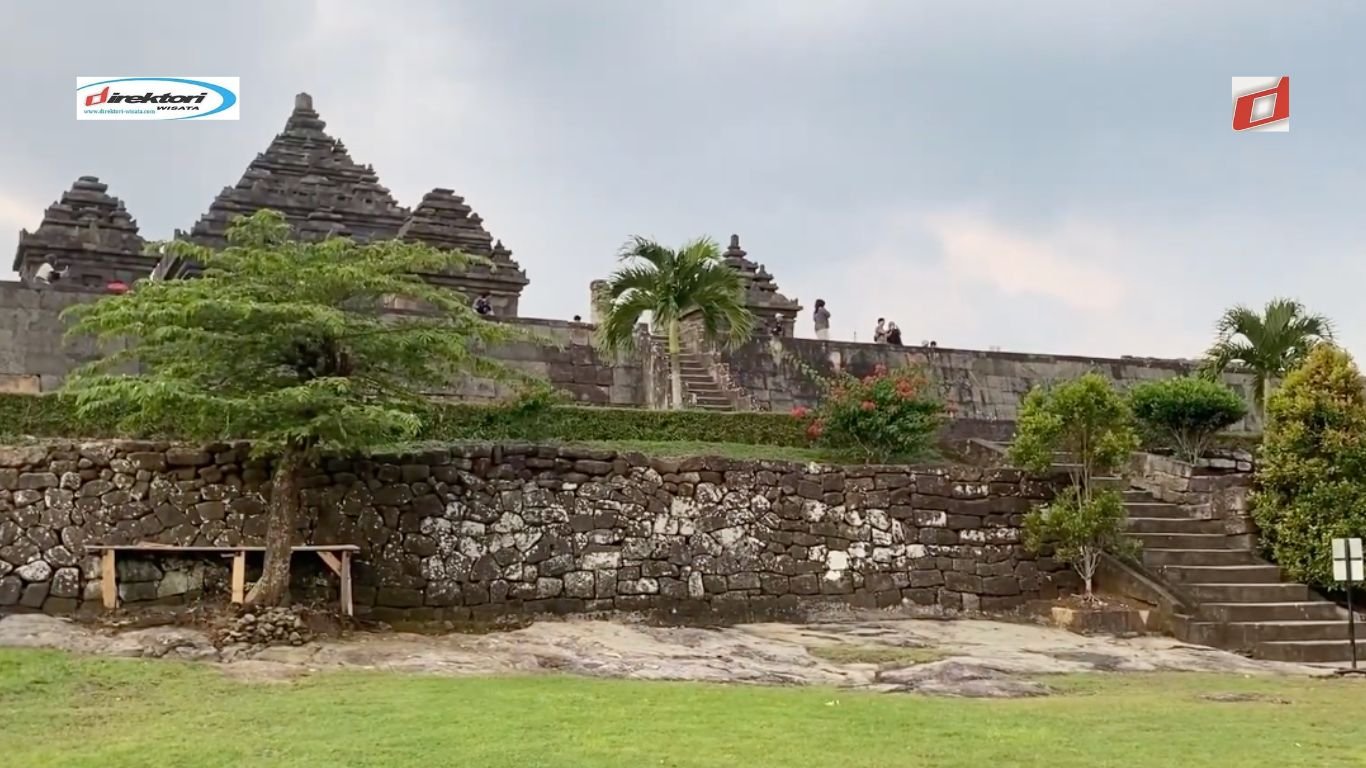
[722,337,1264,433]
[0,283,124,395]
[0,441,1075,619]
[0,284,641,407]
[0,280,1268,430]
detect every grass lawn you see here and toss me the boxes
[3,649,1366,767]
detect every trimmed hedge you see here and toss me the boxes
[0,393,808,447]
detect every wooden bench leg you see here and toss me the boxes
[340,551,353,617]
[230,551,246,604]
[101,550,118,611]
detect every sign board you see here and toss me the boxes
[1333,537,1363,582]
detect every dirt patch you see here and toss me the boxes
[809,645,949,667]
[1200,692,1293,704]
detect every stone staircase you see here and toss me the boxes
[1122,487,1359,664]
[650,335,739,411]
[675,351,735,411]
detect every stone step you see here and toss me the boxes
[1182,619,1350,648]
[1123,502,1191,519]
[1160,564,1283,584]
[1185,582,1310,603]
[1123,490,1156,502]
[1131,532,1247,550]
[1125,517,1227,534]
[1256,639,1366,664]
[1144,548,1262,567]
[689,402,733,411]
[1198,601,1342,622]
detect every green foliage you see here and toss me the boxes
[0,393,808,448]
[1023,487,1136,599]
[1202,298,1334,422]
[1129,377,1248,463]
[594,236,755,410]
[425,402,807,445]
[1009,373,1139,495]
[594,236,755,353]
[791,364,944,463]
[1251,345,1366,589]
[60,210,522,460]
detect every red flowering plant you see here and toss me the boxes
[791,363,944,462]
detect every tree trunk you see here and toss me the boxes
[245,450,302,606]
[668,319,684,410]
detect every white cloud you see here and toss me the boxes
[785,208,1211,358]
[922,211,1125,312]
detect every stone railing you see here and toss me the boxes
[1128,452,1256,540]
[0,440,1077,619]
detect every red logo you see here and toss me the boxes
[84,86,110,107]
[1232,76,1289,132]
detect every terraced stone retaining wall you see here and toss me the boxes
[0,441,1076,620]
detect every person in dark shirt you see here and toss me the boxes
[813,299,831,340]
[474,292,493,316]
[885,322,903,346]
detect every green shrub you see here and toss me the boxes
[791,364,943,463]
[0,393,808,447]
[1009,372,1139,493]
[1129,376,1248,462]
[1253,345,1366,589]
[1023,487,1136,601]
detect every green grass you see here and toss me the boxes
[3,649,1366,767]
[807,644,950,666]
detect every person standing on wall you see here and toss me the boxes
[813,299,831,341]
[874,318,887,343]
[885,322,903,346]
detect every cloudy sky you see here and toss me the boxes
[2,1,1362,358]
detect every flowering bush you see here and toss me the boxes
[792,364,944,462]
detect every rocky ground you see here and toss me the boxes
[0,609,1331,698]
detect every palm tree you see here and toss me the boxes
[1204,298,1334,424]
[595,236,754,409]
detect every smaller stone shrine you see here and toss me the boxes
[11,176,156,291]
[721,234,802,335]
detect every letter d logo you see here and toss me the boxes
[84,86,110,107]
[1232,76,1289,132]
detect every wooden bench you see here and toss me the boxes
[84,543,360,616]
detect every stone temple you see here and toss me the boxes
[0,92,1260,436]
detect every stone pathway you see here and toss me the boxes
[0,611,1331,698]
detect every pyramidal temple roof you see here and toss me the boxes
[722,234,801,316]
[178,92,526,304]
[186,93,410,247]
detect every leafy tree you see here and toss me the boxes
[1252,345,1366,589]
[1010,374,1140,602]
[594,236,754,409]
[1023,487,1136,601]
[61,210,519,606]
[1009,373,1139,500]
[1203,298,1334,425]
[791,364,943,463]
[1129,376,1248,463]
